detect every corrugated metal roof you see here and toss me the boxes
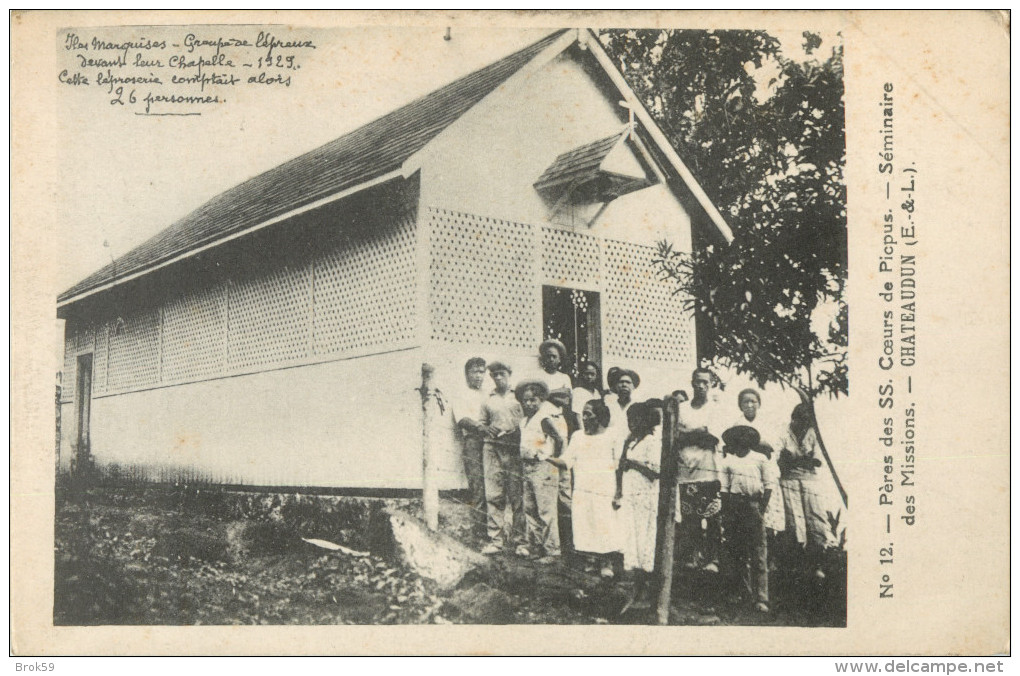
[59,29,570,304]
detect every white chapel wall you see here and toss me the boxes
[88,349,426,489]
[418,48,700,409]
[58,188,440,488]
[417,49,694,251]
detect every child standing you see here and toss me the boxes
[516,379,568,563]
[535,339,575,556]
[720,425,778,613]
[729,388,785,569]
[571,360,605,421]
[479,362,524,555]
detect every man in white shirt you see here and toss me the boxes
[532,339,573,392]
[676,368,724,572]
[450,357,490,537]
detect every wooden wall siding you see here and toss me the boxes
[427,208,537,349]
[61,330,78,403]
[603,238,696,364]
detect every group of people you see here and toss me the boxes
[448,339,839,614]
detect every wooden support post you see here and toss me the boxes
[813,412,848,508]
[653,393,680,625]
[419,363,440,531]
[794,387,848,509]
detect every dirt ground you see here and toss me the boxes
[53,487,845,626]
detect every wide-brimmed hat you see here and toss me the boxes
[608,368,641,390]
[626,399,664,434]
[514,378,550,403]
[547,386,572,406]
[722,425,761,453]
[538,339,567,362]
[679,428,719,451]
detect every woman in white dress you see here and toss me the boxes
[563,398,620,578]
[613,399,663,608]
[777,403,837,580]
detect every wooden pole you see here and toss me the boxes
[810,403,848,508]
[793,386,848,509]
[653,393,680,625]
[419,363,440,531]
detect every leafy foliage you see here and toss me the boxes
[600,30,847,397]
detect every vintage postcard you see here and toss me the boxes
[10,10,1009,655]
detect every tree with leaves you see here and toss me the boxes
[600,29,847,400]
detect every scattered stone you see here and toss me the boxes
[495,554,591,599]
[442,583,517,624]
[152,528,230,563]
[225,520,300,560]
[693,614,721,626]
[334,587,390,624]
[579,584,631,618]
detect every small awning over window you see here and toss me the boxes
[533,130,654,206]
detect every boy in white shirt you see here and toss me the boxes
[516,379,568,562]
[720,425,778,613]
[479,362,524,554]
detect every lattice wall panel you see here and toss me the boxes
[603,239,695,363]
[227,263,311,370]
[61,323,96,403]
[93,323,109,395]
[541,227,600,286]
[313,216,417,355]
[429,209,536,349]
[107,309,160,391]
[62,331,77,403]
[163,285,226,382]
